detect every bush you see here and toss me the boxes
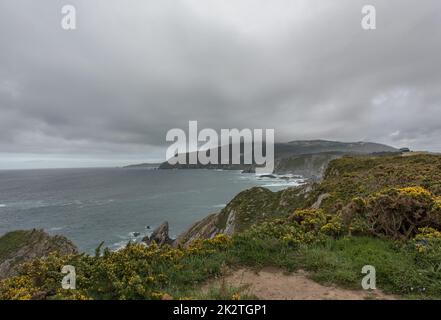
[343,187,441,239]
[241,209,343,248]
[0,235,234,300]
[411,227,441,272]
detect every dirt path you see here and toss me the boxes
[209,267,396,300]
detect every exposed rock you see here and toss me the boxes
[158,140,398,179]
[310,193,331,209]
[258,174,277,179]
[224,210,237,235]
[298,183,315,198]
[274,153,343,180]
[142,222,174,246]
[175,186,310,247]
[241,166,255,174]
[174,213,220,248]
[0,229,78,279]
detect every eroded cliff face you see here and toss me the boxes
[0,229,78,279]
[142,222,174,246]
[158,140,398,179]
[273,153,343,180]
[174,153,436,248]
[175,185,311,247]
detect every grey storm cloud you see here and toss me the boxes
[0,0,440,168]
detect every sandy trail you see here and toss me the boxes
[209,267,396,300]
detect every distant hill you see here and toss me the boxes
[276,140,398,157]
[175,152,441,248]
[123,163,160,169]
[157,140,398,178]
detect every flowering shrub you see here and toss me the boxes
[2,183,441,300]
[411,227,441,275]
[320,216,343,236]
[240,209,343,248]
[187,234,233,255]
[343,187,441,239]
[290,209,343,237]
[237,219,321,248]
[291,209,327,231]
[0,234,235,300]
[0,276,38,300]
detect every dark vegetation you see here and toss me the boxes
[1,154,440,300]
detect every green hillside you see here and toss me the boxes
[1,153,440,300]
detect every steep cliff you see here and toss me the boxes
[158,140,398,178]
[0,229,78,279]
[175,185,310,247]
[175,153,441,247]
[273,152,343,180]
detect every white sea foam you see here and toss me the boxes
[212,204,226,208]
[48,226,65,231]
[112,240,129,251]
[7,200,47,210]
[0,204,6,208]
[111,230,150,251]
[261,181,303,187]
[259,176,306,188]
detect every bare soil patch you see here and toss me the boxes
[207,267,396,300]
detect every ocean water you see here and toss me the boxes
[0,168,304,253]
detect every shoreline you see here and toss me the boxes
[0,169,306,254]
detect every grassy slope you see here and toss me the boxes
[313,153,441,211]
[1,154,441,300]
[0,231,35,263]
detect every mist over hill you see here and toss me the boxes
[275,140,398,157]
[157,140,399,178]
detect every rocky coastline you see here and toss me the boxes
[2,152,441,300]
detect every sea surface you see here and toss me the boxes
[0,167,304,253]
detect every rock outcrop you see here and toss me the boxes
[0,229,78,279]
[157,140,398,178]
[310,193,331,209]
[175,185,311,247]
[273,153,343,180]
[142,222,174,246]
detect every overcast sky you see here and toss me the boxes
[0,0,440,169]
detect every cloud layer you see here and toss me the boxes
[0,0,440,168]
